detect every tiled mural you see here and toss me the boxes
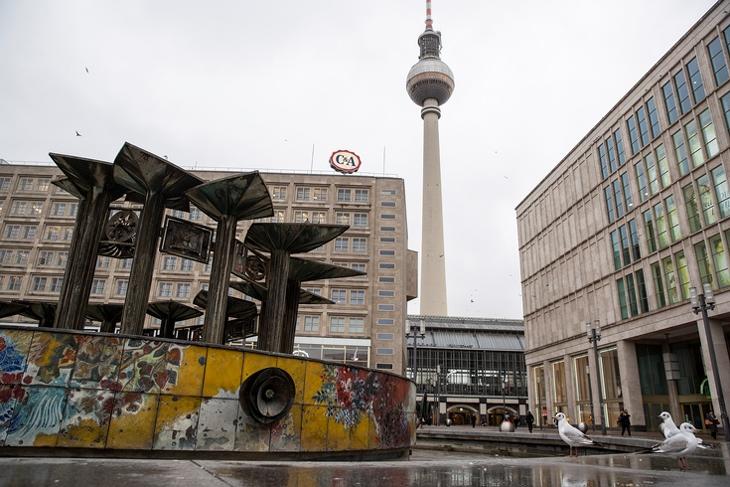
[0,326,415,456]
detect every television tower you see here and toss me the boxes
[406,0,454,316]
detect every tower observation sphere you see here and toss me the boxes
[405,24,455,106]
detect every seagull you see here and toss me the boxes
[555,412,597,456]
[75,131,82,137]
[659,411,708,448]
[647,422,699,470]
[85,66,89,73]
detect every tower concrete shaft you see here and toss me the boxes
[420,99,448,316]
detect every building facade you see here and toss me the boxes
[517,2,730,431]
[0,163,417,372]
[406,315,527,425]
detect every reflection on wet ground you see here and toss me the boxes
[1,448,729,487]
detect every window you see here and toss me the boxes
[634,161,648,202]
[17,177,33,191]
[331,288,346,304]
[378,276,394,283]
[377,319,394,325]
[311,211,326,224]
[349,318,364,333]
[662,256,679,305]
[636,269,649,313]
[610,230,621,270]
[698,174,717,226]
[696,241,713,286]
[380,226,395,232]
[379,263,395,269]
[302,286,322,296]
[118,258,133,270]
[352,237,367,253]
[614,128,626,165]
[380,214,395,219]
[626,115,640,155]
[654,201,669,249]
[656,144,670,188]
[50,202,66,217]
[335,212,350,225]
[96,256,111,270]
[646,97,661,138]
[337,188,351,202]
[599,143,609,179]
[675,250,691,300]
[636,106,650,147]
[91,279,105,295]
[604,187,616,223]
[686,57,705,103]
[708,37,729,86]
[381,189,397,196]
[652,262,666,308]
[351,262,366,273]
[620,172,633,210]
[329,317,346,333]
[37,250,53,267]
[378,304,395,311]
[717,233,730,287]
[350,289,365,305]
[303,315,320,332]
[712,165,730,219]
[189,206,201,221]
[380,237,395,243]
[605,133,618,173]
[378,290,395,297]
[180,259,194,272]
[379,249,395,256]
[334,237,348,253]
[618,225,630,266]
[377,333,394,341]
[353,213,368,227]
[673,130,689,176]
[37,179,50,192]
[629,219,641,260]
[6,276,21,291]
[612,179,625,218]
[176,283,191,298]
[376,348,393,356]
[293,210,309,223]
[685,119,704,169]
[313,187,328,202]
[665,195,681,242]
[675,70,691,114]
[683,183,701,233]
[31,276,47,292]
[0,177,11,192]
[644,210,657,253]
[722,92,730,131]
[158,282,172,297]
[50,277,63,293]
[271,186,287,201]
[162,256,177,271]
[381,201,396,207]
[662,81,679,125]
[354,189,369,202]
[700,109,719,158]
[273,209,286,223]
[376,363,393,370]
[296,187,310,201]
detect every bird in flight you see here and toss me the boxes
[75,131,82,137]
[85,67,89,73]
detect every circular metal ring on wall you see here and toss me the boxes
[239,367,295,424]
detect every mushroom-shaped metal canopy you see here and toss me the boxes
[13,300,57,326]
[0,301,29,320]
[229,280,335,305]
[289,257,365,282]
[146,301,203,323]
[51,176,84,199]
[193,290,258,320]
[85,303,124,333]
[113,142,203,212]
[244,223,349,254]
[185,172,273,221]
[49,153,127,201]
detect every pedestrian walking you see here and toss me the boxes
[618,409,631,436]
[541,406,548,429]
[526,410,535,433]
[705,411,719,440]
[471,414,476,428]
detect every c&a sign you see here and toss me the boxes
[329,149,362,174]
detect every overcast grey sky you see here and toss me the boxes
[0,0,717,319]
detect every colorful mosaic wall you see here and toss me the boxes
[0,326,416,456]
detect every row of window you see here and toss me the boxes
[270,186,370,204]
[0,176,52,193]
[330,288,366,305]
[298,315,365,334]
[3,200,78,218]
[2,224,74,242]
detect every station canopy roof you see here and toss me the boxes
[405,315,525,352]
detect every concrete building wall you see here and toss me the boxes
[0,164,416,373]
[517,1,730,429]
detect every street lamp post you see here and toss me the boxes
[407,319,426,421]
[586,320,607,435]
[435,364,441,426]
[585,363,596,432]
[690,283,730,442]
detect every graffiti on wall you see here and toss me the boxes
[0,327,416,454]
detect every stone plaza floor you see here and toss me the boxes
[1,449,729,486]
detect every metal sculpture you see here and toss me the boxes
[85,303,124,333]
[239,367,295,424]
[49,154,127,329]
[113,143,203,335]
[13,300,58,327]
[146,300,203,339]
[243,223,349,353]
[98,210,138,259]
[185,173,273,344]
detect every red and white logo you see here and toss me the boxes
[329,150,362,174]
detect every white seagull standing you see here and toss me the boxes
[658,411,681,438]
[648,422,699,470]
[555,412,597,456]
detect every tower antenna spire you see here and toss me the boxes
[425,0,433,30]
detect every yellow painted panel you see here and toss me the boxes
[302,361,327,406]
[202,348,243,399]
[276,356,306,404]
[161,345,207,397]
[300,405,327,452]
[241,352,276,383]
[107,393,159,450]
[153,395,201,450]
[327,409,350,451]
[350,413,369,451]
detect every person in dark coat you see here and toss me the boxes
[705,411,719,440]
[618,409,631,436]
[526,411,535,433]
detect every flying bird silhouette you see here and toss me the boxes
[75,131,82,137]
[85,67,89,73]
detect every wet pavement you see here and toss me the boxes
[1,449,729,486]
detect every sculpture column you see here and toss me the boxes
[49,155,126,329]
[114,143,202,335]
[186,172,273,344]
